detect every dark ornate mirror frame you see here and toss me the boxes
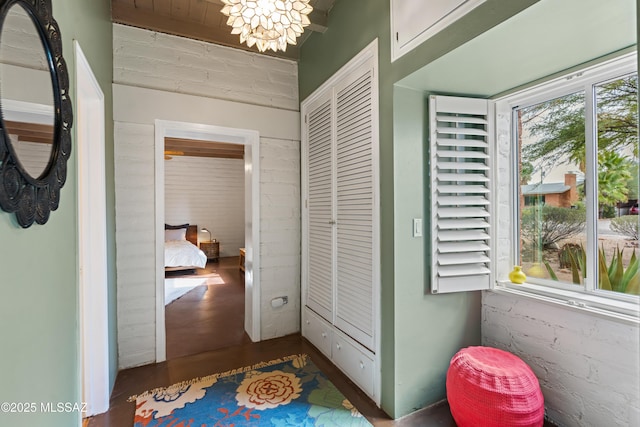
[0,0,72,228]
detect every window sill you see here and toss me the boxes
[492,281,640,325]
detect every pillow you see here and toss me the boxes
[164,223,189,242]
[165,228,187,241]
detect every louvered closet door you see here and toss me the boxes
[334,63,375,350]
[305,93,335,321]
[430,95,493,294]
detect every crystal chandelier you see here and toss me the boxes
[220,0,313,53]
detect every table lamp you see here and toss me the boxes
[201,227,212,242]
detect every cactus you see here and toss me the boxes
[544,245,638,295]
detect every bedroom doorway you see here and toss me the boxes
[154,120,261,363]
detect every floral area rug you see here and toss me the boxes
[131,354,373,426]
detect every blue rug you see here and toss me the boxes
[131,354,373,426]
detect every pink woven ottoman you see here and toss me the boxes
[446,346,544,427]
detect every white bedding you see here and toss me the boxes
[165,240,207,269]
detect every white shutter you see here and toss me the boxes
[305,93,334,320]
[334,65,375,350]
[429,95,493,293]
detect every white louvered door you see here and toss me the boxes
[429,95,493,293]
[301,41,379,403]
[305,92,334,322]
[334,63,375,350]
[302,43,379,353]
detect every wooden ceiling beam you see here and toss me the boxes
[112,0,300,60]
[4,120,53,144]
[165,137,244,151]
[165,144,241,153]
[133,0,153,9]
[173,150,243,159]
[187,0,209,23]
[17,136,53,145]
[165,137,244,159]
[171,0,190,20]
[166,151,244,159]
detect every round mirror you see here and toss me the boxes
[0,3,55,179]
[0,0,73,228]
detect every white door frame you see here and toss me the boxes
[154,120,261,362]
[75,41,109,416]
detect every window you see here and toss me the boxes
[508,54,639,303]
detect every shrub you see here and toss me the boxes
[601,205,616,219]
[610,215,639,240]
[521,205,586,249]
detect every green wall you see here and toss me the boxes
[299,0,397,414]
[55,0,117,392]
[0,0,114,425]
[298,0,539,418]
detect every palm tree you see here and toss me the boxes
[598,151,632,217]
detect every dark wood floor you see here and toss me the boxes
[164,256,251,359]
[87,256,555,427]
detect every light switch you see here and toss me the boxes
[413,218,422,237]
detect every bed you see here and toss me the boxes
[164,224,207,271]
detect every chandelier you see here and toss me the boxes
[220,0,313,53]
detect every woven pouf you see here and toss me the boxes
[446,346,544,427]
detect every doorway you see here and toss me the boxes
[154,120,261,363]
[163,138,247,359]
[75,41,109,417]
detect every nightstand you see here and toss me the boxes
[200,241,219,262]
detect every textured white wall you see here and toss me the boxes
[483,104,640,427]
[165,156,245,257]
[0,6,48,71]
[114,122,157,369]
[483,292,640,427]
[113,24,298,111]
[113,24,300,369]
[0,7,54,108]
[10,138,51,179]
[0,8,53,106]
[259,137,300,339]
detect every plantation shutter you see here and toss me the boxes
[334,65,375,350]
[306,93,334,321]
[429,95,493,293]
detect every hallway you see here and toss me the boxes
[87,257,557,426]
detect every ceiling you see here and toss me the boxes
[111,0,336,61]
[164,137,244,160]
[113,0,336,160]
[398,0,636,97]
